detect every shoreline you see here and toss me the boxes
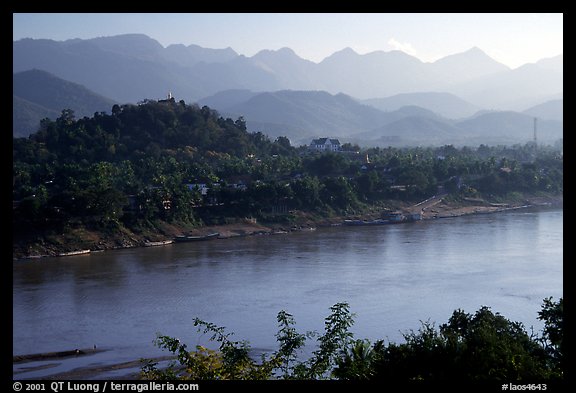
[13,193,562,261]
[13,348,106,364]
[14,355,176,380]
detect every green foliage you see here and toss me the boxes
[320,177,359,213]
[290,176,323,210]
[141,303,355,380]
[141,299,563,381]
[305,153,349,177]
[13,99,562,244]
[333,339,382,380]
[538,297,563,375]
[274,310,312,379]
[305,302,355,379]
[359,302,562,382]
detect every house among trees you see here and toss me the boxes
[186,183,210,196]
[309,138,341,152]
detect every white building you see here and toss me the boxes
[309,138,341,152]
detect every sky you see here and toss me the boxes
[12,13,563,69]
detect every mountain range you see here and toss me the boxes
[13,34,562,109]
[199,89,563,146]
[362,92,481,119]
[13,34,563,146]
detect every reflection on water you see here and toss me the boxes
[13,208,562,378]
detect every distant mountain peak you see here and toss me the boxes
[254,47,299,59]
[277,47,297,55]
[88,33,163,47]
[94,33,155,40]
[323,47,359,60]
[466,46,485,54]
[80,33,165,59]
[435,46,505,66]
[535,54,563,73]
[339,47,358,54]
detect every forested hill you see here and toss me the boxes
[15,98,293,164]
[13,98,563,258]
[13,99,299,248]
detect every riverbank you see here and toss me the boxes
[13,347,105,364]
[14,355,175,380]
[12,192,562,261]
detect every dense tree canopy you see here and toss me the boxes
[13,99,563,234]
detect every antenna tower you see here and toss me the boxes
[533,117,537,147]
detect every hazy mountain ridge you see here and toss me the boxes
[13,69,117,137]
[13,95,60,138]
[13,34,562,145]
[211,90,394,141]
[198,89,562,147]
[13,34,562,106]
[363,92,481,119]
[446,60,563,110]
[456,111,562,142]
[13,37,203,102]
[354,116,463,146]
[535,54,563,73]
[522,99,563,122]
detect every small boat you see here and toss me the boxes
[343,219,399,226]
[343,219,367,226]
[58,249,91,257]
[144,240,174,247]
[174,232,220,242]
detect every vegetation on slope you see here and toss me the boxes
[13,99,563,257]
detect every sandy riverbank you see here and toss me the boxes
[14,355,175,380]
[420,193,562,219]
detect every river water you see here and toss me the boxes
[13,207,563,379]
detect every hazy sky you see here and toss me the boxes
[13,13,563,69]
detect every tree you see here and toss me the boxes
[274,136,291,150]
[56,108,75,126]
[320,177,358,212]
[290,176,323,210]
[141,303,355,380]
[234,116,247,131]
[304,302,355,379]
[306,153,348,177]
[275,311,310,379]
[367,305,554,381]
[333,339,381,380]
[538,297,563,375]
[354,171,381,201]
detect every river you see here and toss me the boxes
[13,207,563,379]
